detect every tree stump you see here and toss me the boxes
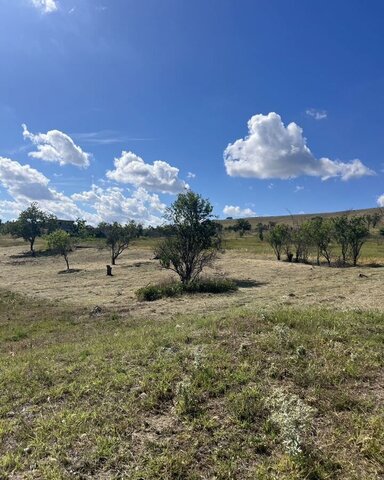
[106,265,113,276]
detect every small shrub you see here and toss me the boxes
[136,278,238,301]
[175,380,200,417]
[136,282,183,301]
[229,386,266,424]
[183,278,238,294]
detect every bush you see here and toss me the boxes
[183,278,238,294]
[136,278,238,301]
[136,282,183,301]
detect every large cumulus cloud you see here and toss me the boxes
[106,150,189,194]
[224,112,374,181]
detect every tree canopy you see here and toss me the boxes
[8,203,57,255]
[47,230,73,271]
[98,221,141,265]
[154,191,221,284]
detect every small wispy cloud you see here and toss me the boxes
[294,185,304,193]
[187,172,196,179]
[305,108,327,120]
[70,131,155,146]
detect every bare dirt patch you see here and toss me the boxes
[1,245,383,317]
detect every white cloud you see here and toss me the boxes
[72,185,166,226]
[187,172,196,179]
[0,156,95,222]
[0,156,165,226]
[306,108,327,120]
[377,194,384,207]
[294,185,304,193]
[0,156,53,200]
[22,124,90,168]
[106,150,188,194]
[30,0,58,13]
[224,112,375,181]
[223,205,256,218]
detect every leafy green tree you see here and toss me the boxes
[372,211,382,228]
[348,217,370,266]
[332,215,350,265]
[73,218,88,238]
[332,215,370,266]
[98,221,141,265]
[268,224,291,261]
[290,225,308,263]
[233,218,252,237]
[308,217,334,266]
[47,230,73,271]
[8,203,56,256]
[256,222,265,241]
[154,191,220,284]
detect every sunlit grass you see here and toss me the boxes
[1,290,383,479]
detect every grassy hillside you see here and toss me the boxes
[219,206,384,229]
[1,291,383,479]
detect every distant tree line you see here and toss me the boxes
[0,203,143,270]
[267,213,382,266]
[0,200,382,274]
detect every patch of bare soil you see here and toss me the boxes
[0,245,383,317]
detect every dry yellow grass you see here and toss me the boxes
[1,243,383,316]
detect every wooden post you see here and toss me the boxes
[106,265,113,276]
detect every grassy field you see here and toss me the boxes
[0,291,383,479]
[0,230,383,479]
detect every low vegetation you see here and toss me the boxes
[0,197,383,478]
[136,277,238,301]
[0,291,383,479]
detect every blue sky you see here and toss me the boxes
[0,0,383,225]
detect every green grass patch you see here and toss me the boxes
[136,277,238,301]
[0,291,383,479]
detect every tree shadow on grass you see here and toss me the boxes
[10,249,57,259]
[234,279,269,288]
[361,262,383,268]
[58,269,82,274]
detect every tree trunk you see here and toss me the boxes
[64,255,70,271]
[30,238,35,257]
[112,256,116,265]
[106,265,113,276]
